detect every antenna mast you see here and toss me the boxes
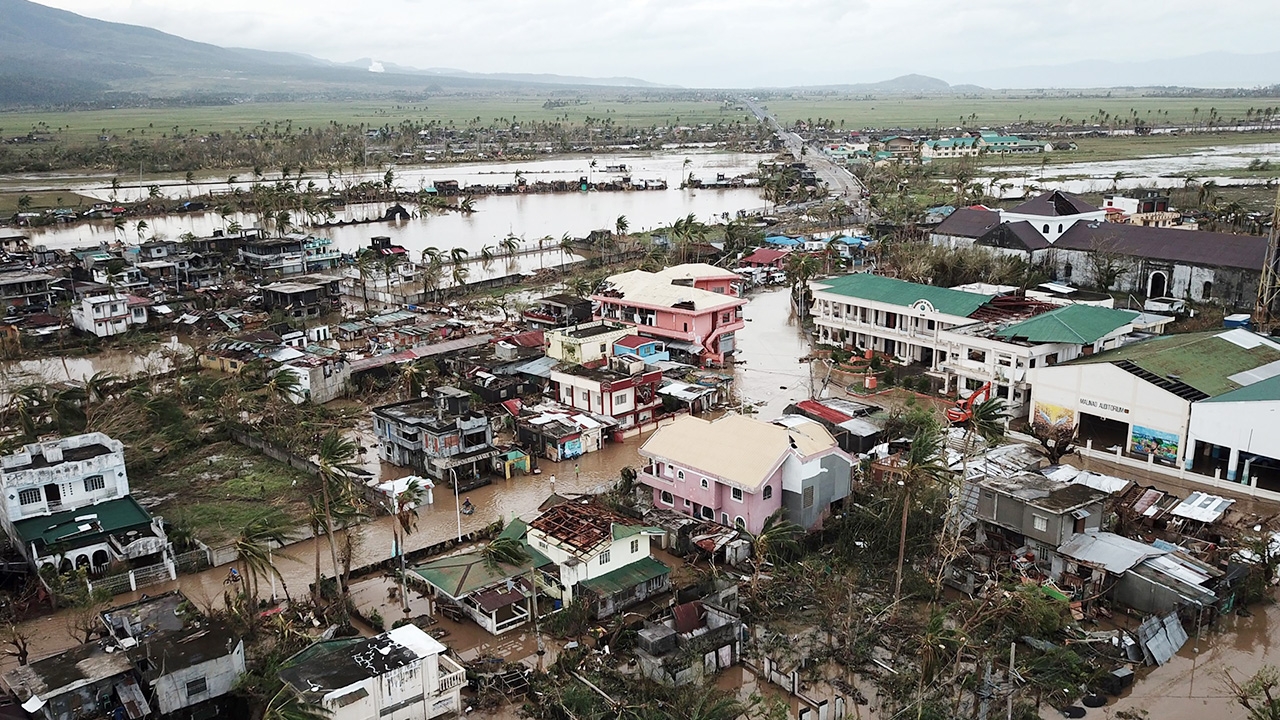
[1254,186,1280,334]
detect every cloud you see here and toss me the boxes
[368,60,385,73]
[32,0,1280,87]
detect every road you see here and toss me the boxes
[741,96,866,203]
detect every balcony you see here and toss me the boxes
[437,655,466,694]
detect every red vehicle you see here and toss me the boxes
[946,382,992,424]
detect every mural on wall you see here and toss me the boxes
[1130,425,1180,463]
[1033,402,1076,428]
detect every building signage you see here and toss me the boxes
[1080,398,1129,415]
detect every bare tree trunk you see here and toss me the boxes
[893,486,910,615]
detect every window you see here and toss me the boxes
[1064,263,1073,279]
[677,470,685,481]
[538,541,548,549]
[660,491,674,505]
[762,485,773,500]
[1042,224,1050,234]
[630,539,639,554]
[803,486,816,509]
[18,489,40,505]
[83,476,105,493]
[683,322,689,332]
[1032,515,1049,533]
[1203,280,1213,300]
[702,507,714,520]
[581,390,589,402]
[614,392,627,405]
[1057,224,1064,233]
[599,551,611,565]
[735,516,746,530]
[185,678,207,697]
[684,499,691,507]
[731,487,743,502]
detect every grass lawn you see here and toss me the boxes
[0,189,101,214]
[759,94,1278,131]
[0,96,755,144]
[136,441,319,546]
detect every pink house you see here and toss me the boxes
[592,264,746,366]
[638,414,852,534]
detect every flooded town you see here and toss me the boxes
[2,2,1280,720]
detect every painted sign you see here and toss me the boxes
[1080,397,1130,415]
[1033,402,1075,428]
[1130,425,1180,463]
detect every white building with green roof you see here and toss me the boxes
[1030,329,1280,488]
[811,274,1143,415]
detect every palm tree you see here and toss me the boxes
[891,427,949,614]
[134,220,149,243]
[316,432,360,601]
[305,498,327,604]
[479,245,496,269]
[391,478,427,616]
[419,248,444,303]
[480,536,530,569]
[234,510,295,608]
[743,509,802,596]
[355,251,375,312]
[457,196,476,213]
[263,686,331,720]
[783,252,822,317]
[559,233,575,271]
[396,360,432,399]
[499,234,520,259]
[448,247,470,292]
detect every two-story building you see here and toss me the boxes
[613,335,670,363]
[100,592,245,718]
[545,321,634,366]
[70,293,150,337]
[593,264,747,366]
[973,473,1108,566]
[279,625,465,720]
[240,234,340,276]
[921,136,981,159]
[526,498,670,618]
[373,386,501,488]
[0,270,54,311]
[551,354,665,438]
[261,275,342,318]
[0,433,169,576]
[638,414,852,533]
[2,640,150,720]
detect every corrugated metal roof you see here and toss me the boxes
[1169,491,1234,523]
[994,304,1138,345]
[813,273,994,318]
[578,556,670,597]
[1057,531,1165,574]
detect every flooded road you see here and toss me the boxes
[733,288,816,418]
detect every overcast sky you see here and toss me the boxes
[36,0,1280,88]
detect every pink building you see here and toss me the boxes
[638,414,852,534]
[592,264,746,366]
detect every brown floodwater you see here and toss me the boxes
[733,288,816,418]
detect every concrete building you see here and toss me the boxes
[0,270,54,311]
[638,414,853,533]
[70,293,150,337]
[920,136,981,159]
[1030,329,1280,487]
[261,275,342,318]
[239,234,340,276]
[545,320,633,366]
[1,641,150,720]
[593,264,746,365]
[930,193,1267,308]
[100,592,245,717]
[373,386,501,486]
[551,354,665,437]
[279,625,465,720]
[522,293,593,329]
[526,498,669,616]
[0,433,169,575]
[276,353,351,404]
[973,473,1108,563]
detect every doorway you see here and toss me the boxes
[1148,271,1167,298]
[43,483,61,510]
[1078,413,1129,452]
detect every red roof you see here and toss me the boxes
[741,248,791,265]
[495,329,544,348]
[795,399,852,425]
[614,335,652,349]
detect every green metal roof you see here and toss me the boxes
[994,305,1138,345]
[411,543,551,599]
[1073,330,1280,398]
[815,273,994,317]
[14,496,154,552]
[578,556,670,597]
[1202,373,1280,403]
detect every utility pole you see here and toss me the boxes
[1253,186,1280,333]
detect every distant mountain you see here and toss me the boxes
[780,74,985,95]
[965,52,1280,89]
[336,59,673,88]
[0,0,668,105]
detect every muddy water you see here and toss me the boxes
[0,338,191,394]
[733,288,816,419]
[1103,599,1278,720]
[17,152,767,261]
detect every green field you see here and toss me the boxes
[759,95,1278,130]
[978,130,1280,168]
[0,97,756,143]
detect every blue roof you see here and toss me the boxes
[765,235,802,247]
